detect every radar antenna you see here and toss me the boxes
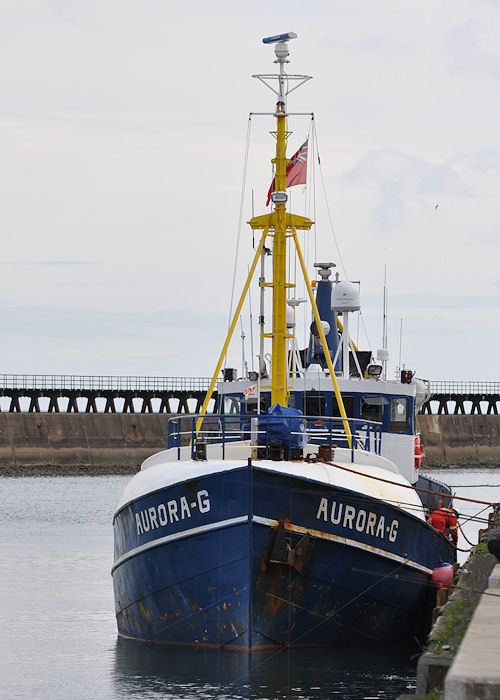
[253,32,312,111]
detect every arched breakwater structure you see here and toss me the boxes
[421,381,500,416]
[1,376,500,470]
[1,376,499,415]
[0,375,217,415]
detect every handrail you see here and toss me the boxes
[0,374,498,395]
[167,413,382,461]
[0,374,213,392]
[428,381,500,394]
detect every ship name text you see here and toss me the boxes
[316,498,399,542]
[135,489,211,536]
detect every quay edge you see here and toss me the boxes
[445,562,500,699]
[401,507,500,699]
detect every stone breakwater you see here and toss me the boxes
[416,415,500,467]
[0,413,499,472]
[0,413,175,472]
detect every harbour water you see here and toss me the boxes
[0,467,498,699]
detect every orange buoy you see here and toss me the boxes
[432,563,453,589]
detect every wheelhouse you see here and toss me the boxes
[219,386,415,436]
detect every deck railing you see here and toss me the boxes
[167,414,382,461]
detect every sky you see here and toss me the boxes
[0,0,499,382]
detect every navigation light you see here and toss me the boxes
[401,369,413,384]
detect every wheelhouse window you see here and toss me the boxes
[223,396,240,414]
[304,392,325,417]
[390,397,408,432]
[246,398,268,415]
[361,395,387,424]
[331,394,354,418]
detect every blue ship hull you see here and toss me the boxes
[112,462,454,650]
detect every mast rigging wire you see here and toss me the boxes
[311,119,348,278]
[227,115,253,338]
[311,120,372,351]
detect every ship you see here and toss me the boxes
[112,32,456,650]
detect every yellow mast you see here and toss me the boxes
[270,102,289,406]
[196,33,352,447]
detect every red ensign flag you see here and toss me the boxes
[266,139,308,206]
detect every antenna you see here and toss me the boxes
[398,317,403,374]
[262,32,298,44]
[240,316,247,379]
[248,265,255,372]
[382,266,388,380]
[376,267,390,379]
[253,31,311,111]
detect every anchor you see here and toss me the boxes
[269,521,312,574]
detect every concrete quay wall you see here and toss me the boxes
[405,511,500,699]
[0,413,499,471]
[0,413,176,471]
[444,563,500,699]
[416,414,500,467]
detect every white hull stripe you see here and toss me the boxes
[112,514,432,576]
[253,515,433,575]
[112,516,248,573]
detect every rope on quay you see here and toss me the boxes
[451,503,495,552]
[458,521,482,548]
[447,539,475,553]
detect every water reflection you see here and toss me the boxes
[113,636,418,699]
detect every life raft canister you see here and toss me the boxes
[415,435,425,468]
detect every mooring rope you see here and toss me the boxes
[319,457,500,508]
[459,521,481,548]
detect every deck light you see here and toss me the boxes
[310,320,330,337]
[271,191,287,203]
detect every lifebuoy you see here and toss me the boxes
[415,435,425,468]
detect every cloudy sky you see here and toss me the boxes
[0,1,499,382]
